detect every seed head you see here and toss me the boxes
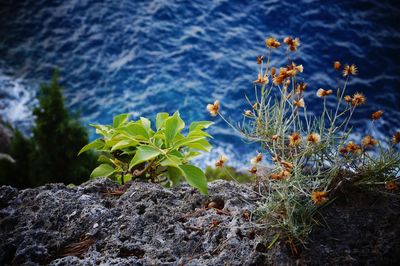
[333,61,341,70]
[385,180,398,191]
[293,98,305,108]
[256,54,264,64]
[215,155,228,167]
[250,153,263,164]
[392,132,400,145]
[351,92,366,107]
[343,64,358,77]
[265,37,281,49]
[296,82,307,94]
[283,37,300,51]
[311,191,328,205]
[254,73,268,84]
[344,95,352,103]
[371,110,383,120]
[248,166,257,174]
[307,133,321,144]
[289,132,301,147]
[244,110,253,116]
[316,88,333,97]
[207,100,220,116]
[362,135,378,147]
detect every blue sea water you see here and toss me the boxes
[0,0,399,167]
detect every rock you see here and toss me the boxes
[0,178,399,265]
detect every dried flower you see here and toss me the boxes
[286,63,303,76]
[252,102,258,110]
[256,54,264,64]
[249,166,257,174]
[272,154,280,162]
[311,191,328,205]
[254,73,268,84]
[345,141,362,154]
[293,98,305,108]
[289,132,301,147]
[271,134,279,141]
[339,146,348,155]
[316,88,333,97]
[280,160,293,170]
[333,61,341,70]
[271,67,276,77]
[273,67,289,85]
[270,170,290,180]
[215,155,228,167]
[296,82,307,94]
[251,153,263,164]
[344,95,352,103]
[351,92,366,107]
[362,135,378,147]
[307,133,321,144]
[265,37,281,49]
[371,110,383,120]
[343,64,358,77]
[392,132,400,145]
[385,180,398,191]
[244,110,253,116]
[283,37,300,51]
[207,100,220,116]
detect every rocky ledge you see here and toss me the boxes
[0,178,399,265]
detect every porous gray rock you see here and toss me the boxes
[0,178,399,265]
[0,179,274,265]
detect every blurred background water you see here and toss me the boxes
[0,0,399,168]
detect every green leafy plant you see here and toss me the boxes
[79,111,213,194]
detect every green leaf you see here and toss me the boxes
[113,113,130,128]
[118,123,149,140]
[140,117,154,135]
[78,139,104,155]
[156,112,169,130]
[160,155,182,167]
[165,111,185,147]
[179,164,208,195]
[186,139,212,152]
[189,121,213,131]
[90,164,115,179]
[173,135,206,149]
[129,145,162,169]
[167,166,182,187]
[111,139,138,151]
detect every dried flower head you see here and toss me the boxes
[371,110,383,120]
[273,67,289,85]
[271,67,276,77]
[286,63,303,76]
[249,166,257,174]
[270,170,290,180]
[296,82,307,94]
[344,95,352,103]
[256,54,264,64]
[316,88,333,97]
[339,146,348,155]
[307,133,321,144]
[252,102,258,110]
[362,135,378,147]
[289,132,301,147]
[280,160,293,170]
[333,61,341,70]
[385,180,398,191]
[254,73,268,84]
[271,134,279,141]
[293,98,305,108]
[265,37,281,49]
[215,155,228,167]
[244,110,253,116]
[392,132,400,145]
[251,153,263,164]
[207,100,220,116]
[283,37,300,51]
[272,154,280,162]
[311,191,328,205]
[343,64,358,77]
[346,141,362,154]
[351,92,366,107]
